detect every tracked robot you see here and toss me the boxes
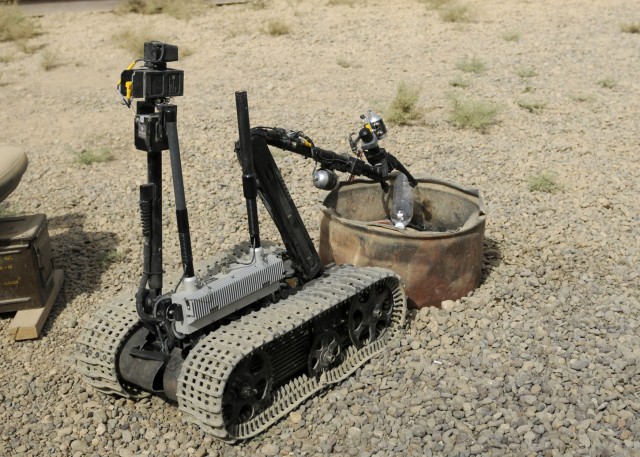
[76,42,417,441]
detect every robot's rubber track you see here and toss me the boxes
[177,264,406,441]
[75,247,245,399]
[75,296,149,399]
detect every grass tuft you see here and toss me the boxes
[503,31,520,42]
[385,82,423,126]
[621,22,640,34]
[516,65,537,78]
[528,172,562,193]
[328,0,356,5]
[449,97,499,133]
[75,148,112,165]
[440,4,473,23]
[336,57,352,68]
[449,76,470,88]
[598,77,616,89]
[112,29,164,56]
[0,52,14,63]
[419,0,452,9]
[265,19,291,36]
[517,99,545,114]
[0,5,39,42]
[0,203,19,217]
[100,250,127,265]
[570,93,595,103]
[117,0,208,20]
[41,49,60,71]
[456,56,486,74]
[250,0,269,9]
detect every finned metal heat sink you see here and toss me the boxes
[172,252,284,335]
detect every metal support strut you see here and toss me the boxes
[235,91,261,250]
[162,104,195,281]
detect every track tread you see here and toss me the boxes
[177,264,406,441]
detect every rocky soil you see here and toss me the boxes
[1,0,639,456]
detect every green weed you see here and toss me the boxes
[621,23,640,34]
[112,29,164,56]
[449,76,470,88]
[419,0,452,9]
[570,93,595,103]
[449,97,499,133]
[0,203,19,217]
[503,31,520,42]
[528,172,562,193]
[41,49,60,71]
[517,99,545,114]
[117,0,208,20]
[74,148,112,165]
[100,250,127,265]
[0,5,39,42]
[516,65,537,78]
[385,82,422,126]
[440,4,473,23]
[456,56,486,74]
[336,57,351,68]
[265,19,291,36]
[598,77,616,89]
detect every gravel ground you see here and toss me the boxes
[1,0,639,456]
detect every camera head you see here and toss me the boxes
[143,41,179,69]
[119,41,184,106]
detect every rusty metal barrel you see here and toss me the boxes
[319,175,486,309]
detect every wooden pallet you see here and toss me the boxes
[7,269,64,341]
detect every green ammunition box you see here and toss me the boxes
[0,214,54,313]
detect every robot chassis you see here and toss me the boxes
[76,42,417,441]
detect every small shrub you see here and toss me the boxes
[250,0,269,9]
[15,39,43,54]
[336,57,351,68]
[420,0,452,9]
[528,172,562,193]
[570,93,595,103]
[598,77,616,89]
[0,203,19,217]
[385,82,422,126]
[75,148,112,165]
[0,5,39,42]
[117,0,161,14]
[516,65,537,78]
[621,23,640,34]
[503,31,520,42]
[328,0,355,5]
[517,99,545,114]
[117,0,207,20]
[523,85,536,93]
[456,56,486,74]
[112,29,162,56]
[265,19,290,36]
[440,4,473,23]
[449,97,499,133]
[100,250,127,265]
[41,49,60,71]
[449,76,470,88]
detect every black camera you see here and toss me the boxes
[119,41,184,102]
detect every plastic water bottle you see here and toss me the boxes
[390,173,414,229]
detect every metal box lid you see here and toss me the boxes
[0,214,47,243]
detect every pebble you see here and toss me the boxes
[260,443,280,456]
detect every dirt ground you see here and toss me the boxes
[0,0,639,456]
